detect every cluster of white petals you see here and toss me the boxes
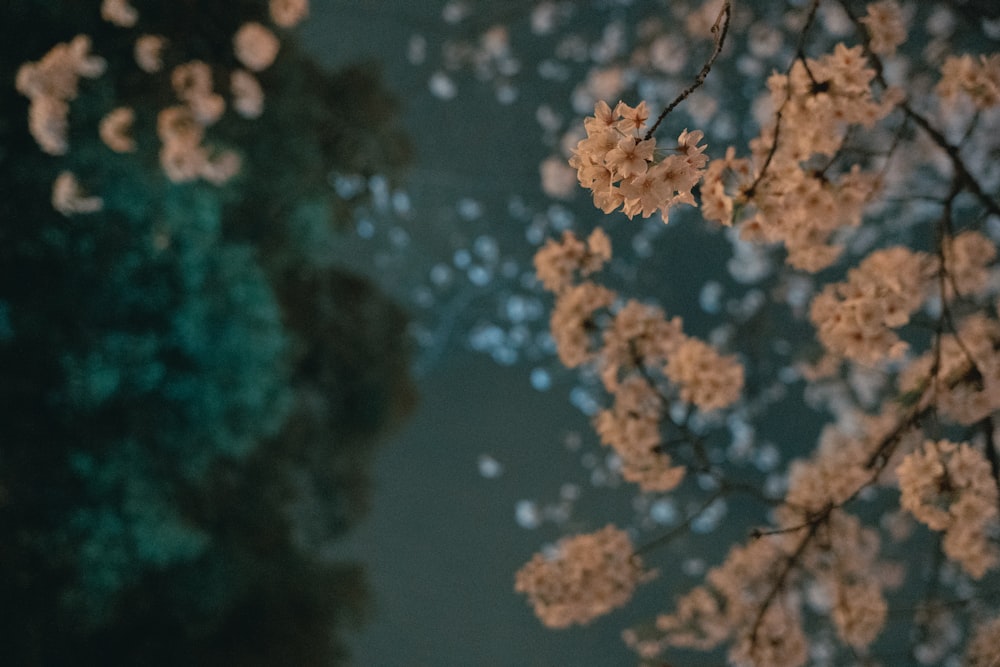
[805,512,888,650]
[653,586,729,650]
[705,538,802,660]
[15,35,106,155]
[897,440,999,578]
[15,8,300,201]
[154,60,239,185]
[153,56,253,185]
[658,508,888,664]
[528,226,747,532]
[157,105,206,181]
[514,525,653,628]
[570,100,708,222]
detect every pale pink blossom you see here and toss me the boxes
[101,0,138,28]
[515,525,653,628]
[897,440,999,578]
[134,35,167,73]
[233,22,280,72]
[15,35,106,155]
[231,69,265,119]
[269,0,309,28]
[533,228,611,294]
[52,171,103,215]
[99,106,136,153]
[859,1,907,56]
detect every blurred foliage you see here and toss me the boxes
[0,1,415,664]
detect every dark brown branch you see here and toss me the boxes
[742,0,822,198]
[900,103,1000,219]
[836,0,1000,219]
[643,0,732,141]
[981,416,1000,516]
[748,520,821,645]
[634,489,727,556]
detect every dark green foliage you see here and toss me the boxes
[0,1,414,663]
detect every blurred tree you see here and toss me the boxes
[0,1,414,663]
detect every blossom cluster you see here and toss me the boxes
[548,281,616,368]
[231,70,265,119]
[155,60,241,184]
[536,229,743,409]
[644,405,903,662]
[15,4,302,203]
[51,171,103,216]
[569,100,708,223]
[897,312,1000,426]
[653,535,805,664]
[234,22,281,72]
[488,0,1000,662]
[15,35,106,156]
[937,53,1000,110]
[99,107,137,153]
[134,35,167,73]
[269,0,310,28]
[809,246,934,365]
[858,0,907,56]
[157,104,240,185]
[101,0,138,28]
[172,60,225,126]
[664,338,744,412]
[514,525,653,628]
[897,440,1000,578]
[966,615,1000,666]
[701,44,902,271]
[534,229,743,494]
[533,228,611,294]
[594,375,686,493]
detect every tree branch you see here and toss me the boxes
[643,0,732,141]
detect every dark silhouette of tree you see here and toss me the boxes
[0,1,414,663]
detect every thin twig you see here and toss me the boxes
[634,489,727,556]
[643,0,732,141]
[748,520,820,644]
[836,0,1000,219]
[743,0,822,198]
